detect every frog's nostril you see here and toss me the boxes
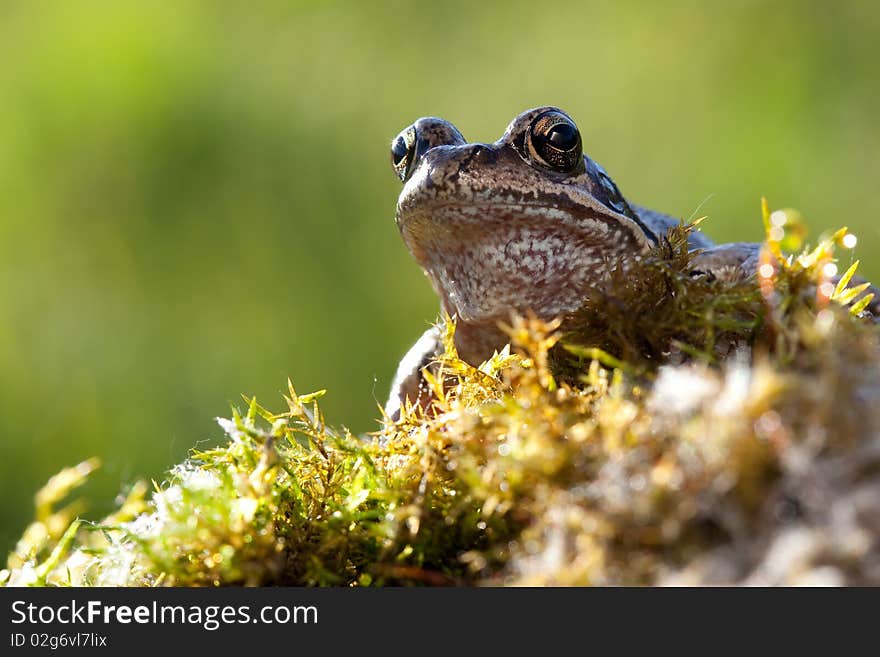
[463,144,496,167]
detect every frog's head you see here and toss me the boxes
[390,107,656,349]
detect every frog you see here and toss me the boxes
[383,106,819,419]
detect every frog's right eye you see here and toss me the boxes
[391,118,467,183]
[391,126,417,182]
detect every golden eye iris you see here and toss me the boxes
[527,111,582,171]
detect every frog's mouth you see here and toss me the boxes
[399,202,651,324]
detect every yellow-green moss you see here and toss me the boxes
[4,201,880,586]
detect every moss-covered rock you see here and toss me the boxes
[4,201,880,586]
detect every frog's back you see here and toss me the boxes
[632,204,715,250]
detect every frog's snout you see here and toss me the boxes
[415,141,498,181]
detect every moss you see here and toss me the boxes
[4,200,880,586]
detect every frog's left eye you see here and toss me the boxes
[526,111,583,172]
[391,126,417,182]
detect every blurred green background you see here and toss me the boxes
[1,0,878,553]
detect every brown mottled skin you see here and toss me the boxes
[384,106,762,419]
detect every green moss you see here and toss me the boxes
[5,200,880,586]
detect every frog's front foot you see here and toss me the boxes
[384,326,442,422]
